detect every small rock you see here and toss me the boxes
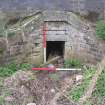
[50,89,55,93]
[76,75,83,81]
[27,103,36,105]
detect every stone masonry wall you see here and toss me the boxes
[0,11,105,65]
[65,23,105,64]
[2,13,44,66]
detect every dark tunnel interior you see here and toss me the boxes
[46,41,65,60]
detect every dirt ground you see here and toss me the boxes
[4,70,81,105]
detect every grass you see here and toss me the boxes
[0,96,5,105]
[90,69,105,105]
[0,63,32,77]
[7,32,16,37]
[95,69,105,97]
[69,68,96,102]
[64,58,82,68]
[0,63,17,77]
[0,48,4,55]
[83,100,92,105]
[0,20,5,37]
[93,69,105,98]
[19,63,32,71]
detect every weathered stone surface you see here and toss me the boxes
[43,11,68,22]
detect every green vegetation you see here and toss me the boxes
[0,48,4,55]
[91,69,105,104]
[83,100,92,105]
[0,21,5,37]
[0,63,32,77]
[93,69,105,97]
[64,58,82,68]
[0,63,17,77]
[0,96,5,105]
[96,20,105,40]
[19,63,32,71]
[7,32,16,37]
[69,68,95,102]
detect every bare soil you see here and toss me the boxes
[4,70,80,105]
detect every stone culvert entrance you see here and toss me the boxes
[45,21,67,61]
[46,41,65,60]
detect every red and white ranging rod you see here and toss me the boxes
[43,23,47,63]
[32,67,81,71]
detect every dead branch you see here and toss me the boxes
[40,56,60,67]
